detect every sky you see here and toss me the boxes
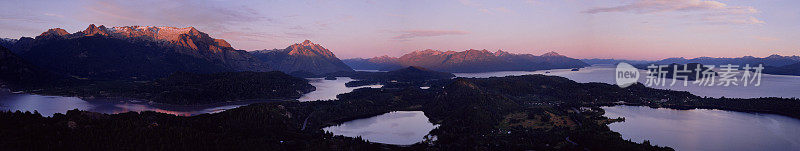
[1,0,798,60]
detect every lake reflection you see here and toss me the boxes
[299,77,382,102]
[0,91,269,116]
[1,76,383,116]
[323,111,438,145]
[0,94,93,116]
[603,105,800,151]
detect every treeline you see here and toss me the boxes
[140,71,314,105]
[0,108,390,150]
[17,71,315,105]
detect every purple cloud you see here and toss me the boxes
[584,0,763,25]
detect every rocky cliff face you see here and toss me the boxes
[5,24,270,80]
[251,40,353,75]
[344,49,588,72]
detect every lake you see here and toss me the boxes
[603,105,800,151]
[298,77,383,102]
[0,90,266,116]
[455,64,800,99]
[3,66,799,148]
[322,111,438,145]
[0,77,383,116]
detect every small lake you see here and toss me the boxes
[299,77,383,102]
[323,111,438,145]
[454,65,800,99]
[602,105,800,151]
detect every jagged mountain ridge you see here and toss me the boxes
[5,24,270,80]
[344,49,589,72]
[251,40,353,75]
[0,38,16,50]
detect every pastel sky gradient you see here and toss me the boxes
[1,0,798,60]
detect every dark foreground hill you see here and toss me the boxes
[18,71,314,105]
[0,45,62,88]
[140,71,315,105]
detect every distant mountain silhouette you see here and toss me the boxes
[649,55,800,67]
[580,58,652,65]
[764,62,800,76]
[4,24,270,80]
[633,63,717,81]
[344,50,588,72]
[342,55,403,71]
[251,40,353,75]
[635,55,800,76]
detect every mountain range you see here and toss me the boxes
[8,24,794,80]
[0,25,356,80]
[649,55,800,67]
[3,24,268,80]
[632,55,800,76]
[2,24,597,79]
[251,40,353,75]
[343,50,588,72]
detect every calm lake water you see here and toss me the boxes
[602,105,800,151]
[0,90,264,116]
[455,64,800,99]
[323,111,437,145]
[0,77,383,116]
[298,77,383,102]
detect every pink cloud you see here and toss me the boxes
[584,0,762,25]
[79,0,269,31]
